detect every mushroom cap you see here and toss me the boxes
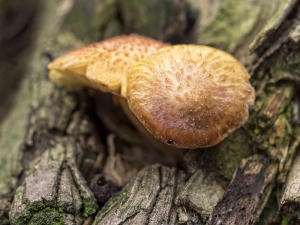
[48,34,169,93]
[124,45,255,149]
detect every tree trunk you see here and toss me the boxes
[1,0,300,224]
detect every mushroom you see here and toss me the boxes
[48,34,169,93]
[47,34,180,157]
[48,35,255,153]
[122,45,255,149]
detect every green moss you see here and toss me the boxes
[82,198,97,218]
[28,208,65,225]
[250,0,293,51]
[211,128,253,180]
[269,44,300,76]
[200,0,263,52]
[62,0,119,43]
[281,214,293,225]
[118,0,173,38]
[93,189,128,223]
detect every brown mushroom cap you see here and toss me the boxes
[124,45,255,149]
[48,34,169,93]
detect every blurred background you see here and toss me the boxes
[0,0,41,121]
[0,0,200,123]
[0,0,276,124]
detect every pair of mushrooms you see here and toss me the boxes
[48,34,255,150]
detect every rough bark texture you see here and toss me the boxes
[1,0,300,224]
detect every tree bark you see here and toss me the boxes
[1,0,300,224]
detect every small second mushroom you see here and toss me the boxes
[48,34,169,93]
[48,34,178,156]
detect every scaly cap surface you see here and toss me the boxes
[124,45,255,148]
[48,34,169,93]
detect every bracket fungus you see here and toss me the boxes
[48,35,255,151]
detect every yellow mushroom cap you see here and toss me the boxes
[48,34,169,93]
[124,45,255,149]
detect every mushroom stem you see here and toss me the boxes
[116,96,184,160]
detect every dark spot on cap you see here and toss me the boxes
[167,139,173,145]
